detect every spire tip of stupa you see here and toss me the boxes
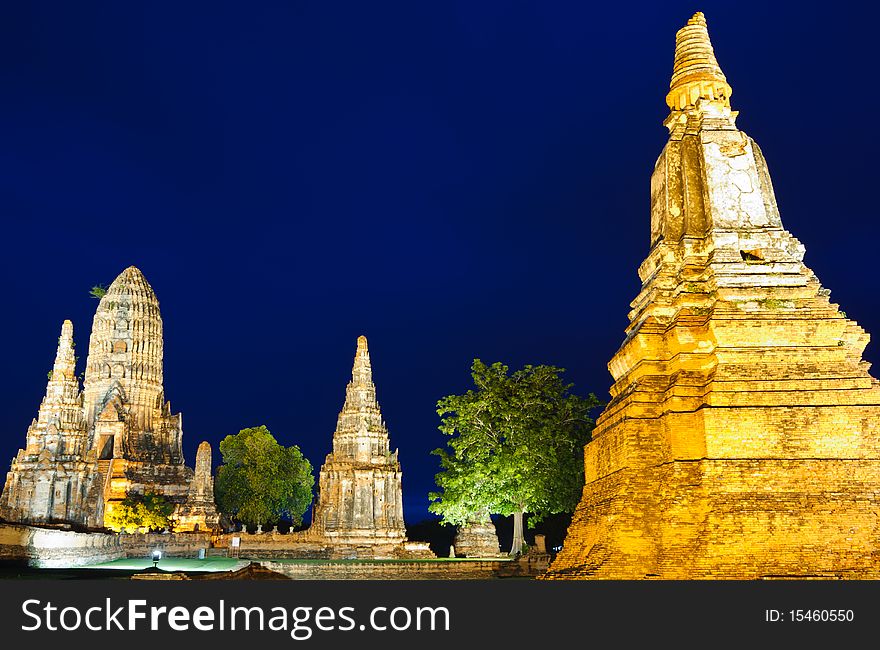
[665,11,732,115]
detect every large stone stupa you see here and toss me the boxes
[546,13,880,579]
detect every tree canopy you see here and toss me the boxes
[214,425,314,529]
[429,360,601,555]
[104,492,176,533]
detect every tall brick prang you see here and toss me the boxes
[545,13,880,579]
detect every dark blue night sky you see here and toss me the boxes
[1,1,877,521]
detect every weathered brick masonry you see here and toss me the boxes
[545,13,880,579]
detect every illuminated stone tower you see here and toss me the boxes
[0,321,101,526]
[80,266,206,521]
[312,336,407,540]
[176,441,220,532]
[83,266,182,465]
[546,13,880,579]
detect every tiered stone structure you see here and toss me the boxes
[203,337,432,559]
[1,267,218,532]
[0,321,102,527]
[283,336,432,558]
[83,267,193,519]
[545,13,880,579]
[312,336,406,540]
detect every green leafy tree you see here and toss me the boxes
[104,492,176,533]
[430,360,601,555]
[214,425,314,529]
[89,284,108,299]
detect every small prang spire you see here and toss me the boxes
[52,320,77,381]
[666,12,732,113]
[352,335,372,386]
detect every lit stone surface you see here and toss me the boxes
[210,337,433,558]
[1,267,218,532]
[299,336,432,558]
[176,441,221,532]
[545,14,880,579]
[0,321,102,527]
[313,336,407,539]
[454,519,502,558]
[83,267,193,520]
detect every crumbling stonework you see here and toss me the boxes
[312,337,407,540]
[453,518,501,558]
[299,336,432,558]
[545,13,880,579]
[0,321,102,527]
[1,267,218,532]
[176,441,221,532]
[83,266,193,520]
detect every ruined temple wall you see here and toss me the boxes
[585,398,880,481]
[256,558,547,580]
[0,523,124,568]
[454,523,502,558]
[550,455,880,580]
[119,531,213,558]
[214,531,431,559]
[122,463,194,500]
[0,523,215,567]
[658,459,880,579]
[0,463,98,526]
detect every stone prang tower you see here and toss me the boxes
[83,266,182,466]
[312,336,406,541]
[81,266,192,517]
[0,321,102,527]
[546,13,880,579]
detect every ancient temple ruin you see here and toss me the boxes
[311,336,409,543]
[453,518,501,558]
[213,336,432,559]
[0,321,103,527]
[176,442,220,532]
[545,13,880,579]
[0,267,218,532]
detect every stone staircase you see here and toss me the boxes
[96,459,113,502]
